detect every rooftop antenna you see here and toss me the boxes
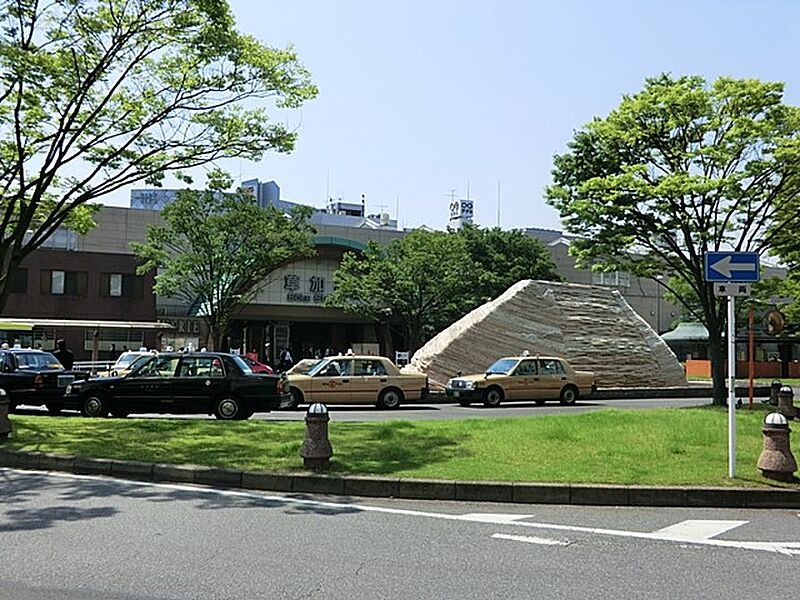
[395,193,400,229]
[497,180,500,227]
[325,170,330,202]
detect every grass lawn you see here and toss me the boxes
[5,406,799,488]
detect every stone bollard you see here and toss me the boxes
[299,403,333,471]
[770,380,782,406]
[777,386,797,419]
[0,389,11,442]
[757,413,797,482]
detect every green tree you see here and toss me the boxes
[457,225,561,300]
[0,0,317,311]
[326,230,481,355]
[133,172,316,349]
[545,74,800,404]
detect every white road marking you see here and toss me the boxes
[493,533,569,546]
[461,513,534,524]
[654,520,748,541]
[5,468,800,556]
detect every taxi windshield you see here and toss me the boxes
[307,358,333,377]
[115,352,146,368]
[485,358,517,375]
[16,352,64,370]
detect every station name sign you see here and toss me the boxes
[284,274,329,304]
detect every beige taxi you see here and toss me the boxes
[286,355,429,409]
[445,355,595,407]
[95,350,157,377]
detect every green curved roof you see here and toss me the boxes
[313,236,367,251]
[660,322,709,341]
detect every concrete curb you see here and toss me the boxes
[424,385,771,402]
[1,447,798,508]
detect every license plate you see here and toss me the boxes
[453,391,460,398]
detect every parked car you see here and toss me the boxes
[64,352,291,420]
[0,348,86,414]
[240,356,274,374]
[284,358,320,375]
[286,355,428,409]
[446,355,595,407]
[95,350,157,377]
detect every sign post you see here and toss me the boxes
[704,251,760,479]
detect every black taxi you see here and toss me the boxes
[64,352,290,420]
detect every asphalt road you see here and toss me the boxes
[13,396,719,421]
[1,469,798,599]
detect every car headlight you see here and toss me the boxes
[464,381,476,390]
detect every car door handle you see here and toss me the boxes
[380,378,387,383]
[561,377,567,380]
[342,379,349,383]
[533,377,539,381]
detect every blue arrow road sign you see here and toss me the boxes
[703,252,760,283]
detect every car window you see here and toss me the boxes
[354,359,387,376]
[227,354,253,375]
[539,359,564,375]
[314,358,352,377]
[485,358,517,375]
[513,360,537,376]
[115,352,146,368]
[179,356,225,378]
[15,352,63,371]
[136,356,179,378]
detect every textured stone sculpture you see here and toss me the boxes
[408,280,685,389]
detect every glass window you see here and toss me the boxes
[179,356,225,378]
[15,352,63,371]
[109,274,123,297]
[539,359,565,375]
[513,360,537,376]
[51,270,65,295]
[136,356,179,378]
[354,359,387,376]
[228,354,253,375]
[485,358,517,375]
[10,268,27,294]
[312,358,352,377]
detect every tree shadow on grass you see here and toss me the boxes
[328,420,464,475]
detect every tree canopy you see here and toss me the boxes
[457,225,560,300]
[545,74,800,404]
[325,227,560,354]
[0,0,317,310]
[132,172,316,349]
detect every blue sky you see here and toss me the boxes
[111,0,800,231]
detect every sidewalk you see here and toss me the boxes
[2,447,798,509]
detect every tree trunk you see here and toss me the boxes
[374,321,394,358]
[707,329,727,406]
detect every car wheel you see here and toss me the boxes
[81,394,109,418]
[377,387,403,409]
[214,397,242,420]
[46,402,63,415]
[287,388,304,410]
[237,408,254,421]
[559,385,578,405]
[110,409,129,418]
[482,386,503,408]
